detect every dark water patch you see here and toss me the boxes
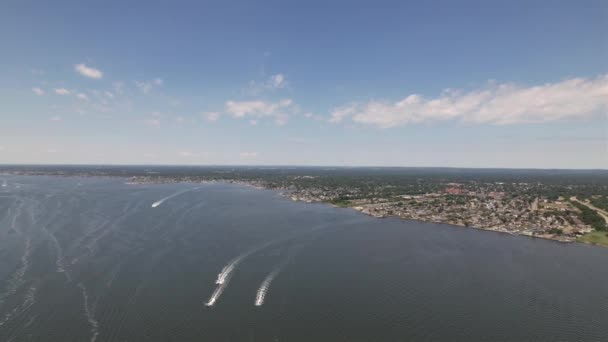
[0,176,606,341]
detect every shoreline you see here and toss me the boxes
[4,173,607,248]
[284,193,607,248]
[324,199,580,245]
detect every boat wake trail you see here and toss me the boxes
[205,222,338,307]
[0,286,36,330]
[78,283,99,342]
[10,200,24,235]
[205,252,253,306]
[205,281,228,307]
[47,228,69,280]
[255,257,290,306]
[0,236,31,307]
[151,187,199,208]
[215,252,251,285]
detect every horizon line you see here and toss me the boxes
[0,163,606,172]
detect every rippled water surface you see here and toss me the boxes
[0,176,607,341]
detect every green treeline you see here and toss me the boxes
[571,201,607,231]
[590,196,608,211]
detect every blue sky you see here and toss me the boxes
[1,0,607,168]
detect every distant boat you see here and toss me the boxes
[1,180,7,187]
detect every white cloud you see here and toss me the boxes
[303,112,325,121]
[330,75,608,128]
[76,93,89,101]
[249,120,258,126]
[329,105,357,123]
[135,78,163,94]
[104,91,114,98]
[135,81,152,94]
[176,116,184,124]
[248,73,288,94]
[225,99,293,125]
[50,116,62,121]
[239,151,258,158]
[202,111,220,122]
[54,88,71,95]
[269,74,286,89]
[74,63,103,79]
[32,87,45,96]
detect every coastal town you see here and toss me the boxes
[287,182,604,243]
[3,165,608,246]
[122,171,608,245]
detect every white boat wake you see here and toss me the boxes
[4,238,32,299]
[10,200,24,235]
[205,251,257,306]
[0,286,36,329]
[41,222,71,281]
[0,204,31,307]
[205,221,339,307]
[205,281,228,307]
[151,187,199,208]
[214,249,257,285]
[216,263,236,285]
[78,283,99,342]
[255,259,289,306]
